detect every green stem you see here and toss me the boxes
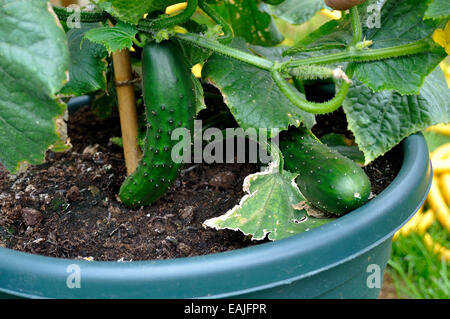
[198,0,234,44]
[283,44,346,56]
[132,36,147,48]
[173,32,274,70]
[138,21,434,73]
[349,7,362,47]
[52,5,110,22]
[292,78,305,94]
[271,64,355,115]
[138,0,198,30]
[284,39,433,68]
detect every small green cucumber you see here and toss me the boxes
[279,126,371,215]
[119,41,196,208]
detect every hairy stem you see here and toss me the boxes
[283,43,346,56]
[349,7,362,47]
[198,0,234,44]
[271,64,355,115]
[284,39,433,68]
[173,32,274,70]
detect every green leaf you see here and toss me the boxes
[343,68,450,164]
[91,90,116,120]
[287,19,350,54]
[202,39,315,137]
[320,133,365,164]
[203,160,334,241]
[268,0,326,25]
[60,23,108,96]
[174,41,211,67]
[83,21,138,52]
[355,53,446,95]
[174,19,211,66]
[354,0,446,95]
[210,0,284,46]
[91,71,117,120]
[98,0,182,25]
[424,0,450,20]
[0,0,70,173]
[191,73,207,114]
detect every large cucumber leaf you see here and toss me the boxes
[343,67,450,164]
[354,0,446,95]
[0,0,70,173]
[202,39,315,138]
[60,23,108,96]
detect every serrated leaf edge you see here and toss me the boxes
[203,161,305,241]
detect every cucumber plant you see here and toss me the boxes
[0,0,448,241]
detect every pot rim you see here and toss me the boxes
[0,134,431,298]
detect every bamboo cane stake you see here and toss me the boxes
[112,48,142,175]
[61,0,78,6]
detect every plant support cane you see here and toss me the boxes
[112,48,141,175]
[60,0,78,6]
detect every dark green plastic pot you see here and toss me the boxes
[0,134,431,299]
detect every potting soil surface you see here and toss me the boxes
[0,106,401,261]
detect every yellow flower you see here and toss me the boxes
[433,21,450,55]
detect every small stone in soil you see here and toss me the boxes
[177,242,191,255]
[66,186,81,202]
[88,186,100,196]
[21,208,43,226]
[209,171,236,189]
[82,144,99,156]
[47,166,58,176]
[165,236,178,245]
[5,205,22,221]
[126,226,138,238]
[108,205,121,217]
[25,184,36,193]
[180,206,195,223]
[92,152,107,164]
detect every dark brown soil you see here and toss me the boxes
[0,106,401,261]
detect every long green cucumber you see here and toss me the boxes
[279,127,371,215]
[119,41,196,207]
